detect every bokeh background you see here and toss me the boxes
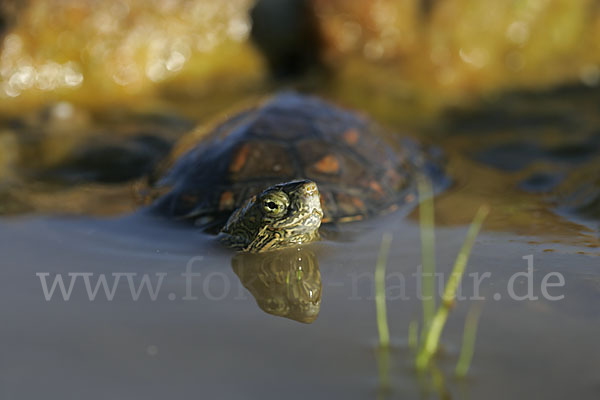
[0,4,599,400]
[2,0,600,112]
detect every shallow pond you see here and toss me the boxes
[1,212,598,399]
[0,86,599,399]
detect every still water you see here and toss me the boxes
[0,86,599,399]
[0,210,598,399]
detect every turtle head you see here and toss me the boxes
[221,180,323,252]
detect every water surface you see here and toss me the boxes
[1,86,599,399]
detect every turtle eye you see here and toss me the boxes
[262,196,287,215]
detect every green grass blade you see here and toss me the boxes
[416,205,489,370]
[408,318,419,351]
[376,345,391,398]
[441,205,490,307]
[455,303,484,378]
[430,364,451,400]
[418,177,436,331]
[375,232,393,348]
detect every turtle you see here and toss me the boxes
[148,92,440,252]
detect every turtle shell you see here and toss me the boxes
[149,92,424,226]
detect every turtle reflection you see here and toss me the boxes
[231,247,321,323]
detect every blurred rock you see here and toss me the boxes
[45,134,172,184]
[0,189,33,215]
[312,0,600,106]
[0,101,192,193]
[0,0,24,36]
[0,130,19,183]
[436,83,600,229]
[554,152,600,223]
[0,0,263,110]
[5,102,93,169]
[250,0,324,78]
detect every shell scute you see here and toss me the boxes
[229,141,295,181]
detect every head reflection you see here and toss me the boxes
[231,247,321,323]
